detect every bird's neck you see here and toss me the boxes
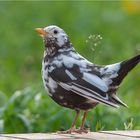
[44,46,57,58]
[44,42,74,61]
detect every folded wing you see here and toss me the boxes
[48,65,119,108]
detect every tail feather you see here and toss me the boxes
[111,54,140,86]
[111,94,128,108]
[107,54,140,107]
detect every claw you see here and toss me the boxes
[58,110,90,134]
[58,127,90,134]
[58,126,77,134]
[74,127,90,134]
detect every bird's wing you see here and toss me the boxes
[48,64,119,108]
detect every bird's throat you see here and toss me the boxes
[44,46,57,58]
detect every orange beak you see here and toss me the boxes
[35,28,49,37]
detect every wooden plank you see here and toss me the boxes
[0,130,140,140]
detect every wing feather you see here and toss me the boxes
[59,82,119,108]
[49,65,119,108]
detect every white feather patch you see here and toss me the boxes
[65,70,77,80]
[100,63,121,86]
[42,61,58,95]
[48,77,58,93]
[82,72,108,92]
[59,54,88,68]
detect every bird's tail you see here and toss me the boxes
[111,54,140,86]
[107,54,140,107]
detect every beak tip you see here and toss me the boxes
[35,28,48,36]
[35,28,42,32]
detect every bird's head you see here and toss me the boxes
[35,25,70,49]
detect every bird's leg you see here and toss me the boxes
[81,111,88,130]
[70,110,80,131]
[76,110,89,133]
[59,110,80,134]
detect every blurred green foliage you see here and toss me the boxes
[0,1,140,133]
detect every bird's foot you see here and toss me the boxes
[74,127,90,134]
[58,127,77,134]
[58,127,90,134]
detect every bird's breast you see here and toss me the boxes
[42,60,58,96]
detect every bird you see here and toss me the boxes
[35,25,140,133]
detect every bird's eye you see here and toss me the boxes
[53,30,58,34]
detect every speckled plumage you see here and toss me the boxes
[36,25,140,133]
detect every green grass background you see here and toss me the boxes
[0,1,140,133]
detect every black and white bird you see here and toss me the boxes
[35,25,140,133]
